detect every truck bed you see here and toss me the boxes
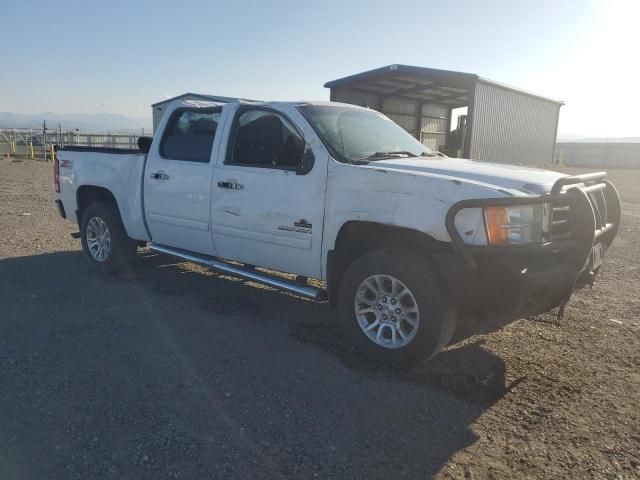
[59,135,152,155]
[56,147,150,241]
[58,146,144,154]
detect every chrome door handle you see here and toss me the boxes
[217,180,244,190]
[150,171,170,180]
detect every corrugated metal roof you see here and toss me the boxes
[324,64,476,88]
[475,78,564,106]
[325,64,564,107]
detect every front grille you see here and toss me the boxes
[549,183,609,241]
[550,203,572,240]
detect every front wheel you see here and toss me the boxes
[80,202,137,274]
[339,249,456,369]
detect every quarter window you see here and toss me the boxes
[227,109,305,169]
[160,109,221,162]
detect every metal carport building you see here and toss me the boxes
[325,64,564,166]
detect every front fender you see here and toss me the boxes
[321,160,511,279]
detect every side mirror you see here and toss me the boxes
[138,136,153,153]
[296,146,315,175]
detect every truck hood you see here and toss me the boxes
[371,157,566,194]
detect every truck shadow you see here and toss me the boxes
[0,249,518,479]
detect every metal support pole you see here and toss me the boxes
[42,120,47,161]
[463,82,476,159]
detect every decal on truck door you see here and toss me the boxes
[278,219,312,234]
[294,219,312,229]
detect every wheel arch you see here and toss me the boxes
[76,185,119,224]
[326,221,452,308]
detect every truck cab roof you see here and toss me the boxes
[167,98,370,111]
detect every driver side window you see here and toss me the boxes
[226,109,305,170]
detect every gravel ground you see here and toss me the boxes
[1,156,639,479]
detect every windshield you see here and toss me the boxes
[298,104,432,163]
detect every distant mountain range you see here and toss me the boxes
[0,112,152,133]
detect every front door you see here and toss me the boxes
[211,106,327,279]
[144,107,221,255]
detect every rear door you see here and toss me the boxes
[210,105,327,279]
[144,106,222,255]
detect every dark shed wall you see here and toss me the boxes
[470,80,561,165]
[331,87,452,152]
[331,87,382,110]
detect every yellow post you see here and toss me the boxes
[11,140,16,154]
[49,144,55,163]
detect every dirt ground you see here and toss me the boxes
[1,156,638,479]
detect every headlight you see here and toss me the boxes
[484,205,544,245]
[454,204,547,246]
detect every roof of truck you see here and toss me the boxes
[166,98,371,111]
[154,93,371,110]
[151,93,253,107]
[175,99,227,109]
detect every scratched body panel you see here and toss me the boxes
[320,159,531,279]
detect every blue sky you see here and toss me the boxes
[1,0,637,137]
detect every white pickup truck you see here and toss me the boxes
[54,98,621,367]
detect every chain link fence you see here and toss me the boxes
[0,128,147,160]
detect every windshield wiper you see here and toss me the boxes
[362,150,418,160]
[420,151,447,158]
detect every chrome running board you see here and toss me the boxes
[148,242,327,301]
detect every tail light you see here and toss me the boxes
[54,154,60,193]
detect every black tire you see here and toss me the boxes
[80,202,137,274]
[338,249,456,369]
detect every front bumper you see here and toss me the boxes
[439,172,621,318]
[434,242,595,317]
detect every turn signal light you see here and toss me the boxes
[484,207,510,245]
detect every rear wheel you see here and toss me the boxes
[339,249,456,369]
[80,202,137,274]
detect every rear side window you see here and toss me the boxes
[160,109,221,162]
[226,109,305,169]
